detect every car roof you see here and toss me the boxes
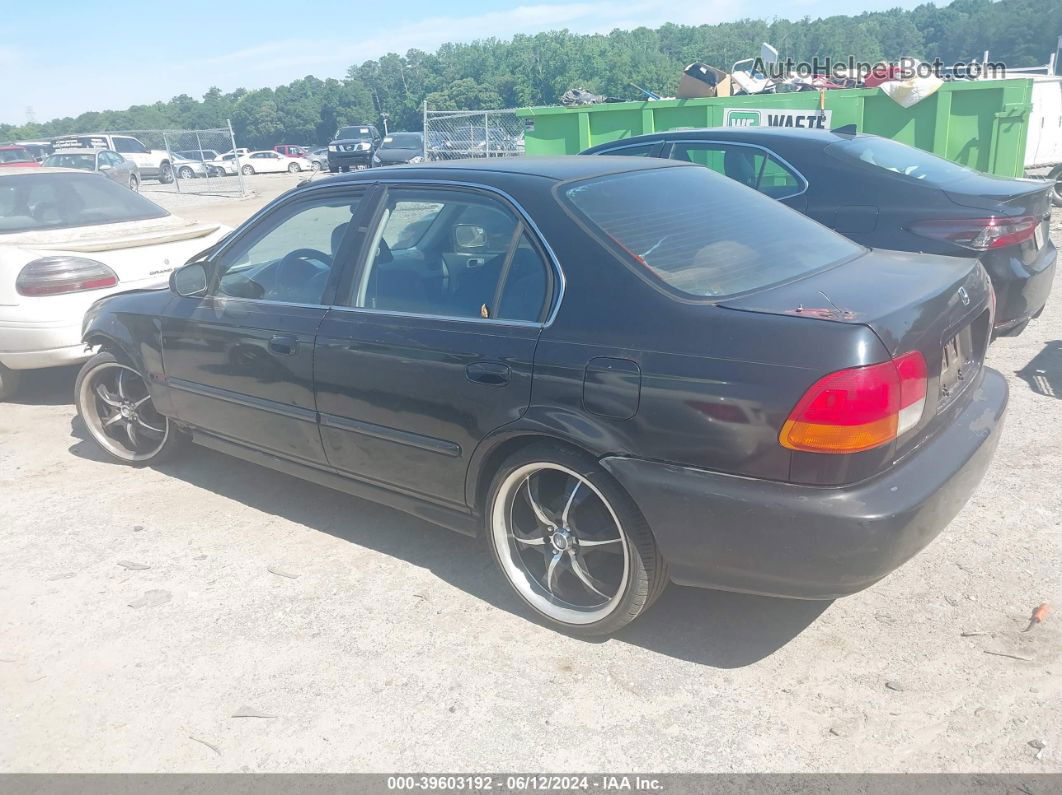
[0,144,32,150]
[45,148,103,155]
[317,155,693,184]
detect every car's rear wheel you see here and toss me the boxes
[0,363,22,401]
[310,161,321,171]
[75,352,185,466]
[241,165,254,175]
[288,162,299,173]
[486,443,668,635]
[178,166,195,180]
[159,163,174,184]
[128,175,139,192]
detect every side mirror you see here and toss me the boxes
[171,261,209,297]
[454,224,486,249]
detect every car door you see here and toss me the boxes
[161,186,368,464]
[664,140,808,212]
[314,183,555,506]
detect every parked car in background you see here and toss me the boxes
[0,146,40,168]
[238,150,315,175]
[76,157,1004,635]
[327,125,380,171]
[0,167,229,400]
[274,145,311,159]
[14,141,53,161]
[584,128,1057,337]
[307,147,329,171]
[42,148,141,190]
[174,150,225,178]
[52,134,175,183]
[372,132,425,166]
[213,153,241,175]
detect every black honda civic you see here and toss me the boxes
[583,128,1056,337]
[76,157,1007,635]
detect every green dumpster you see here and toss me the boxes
[516,79,1033,177]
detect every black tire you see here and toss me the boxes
[128,175,139,192]
[288,162,299,173]
[484,442,668,635]
[339,165,349,173]
[178,166,195,180]
[0,363,22,401]
[159,163,174,184]
[74,351,186,467]
[1049,165,1062,208]
[241,164,255,175]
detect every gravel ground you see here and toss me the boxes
[1,199,1059,773]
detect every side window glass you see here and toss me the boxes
[670,143,728,175]
[758,154,803,199]
[497,233,549,322]
[597,142,656,157]
[356,189,546,321]
[215,196,361,304]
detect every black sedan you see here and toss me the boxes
[372,132,426,166]
[76,157,1006,635]
[583,128,1056,337]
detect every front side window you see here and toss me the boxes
[353,188,549,322]
[113,137,148,154]
[0,172,169,234]
[669,142,803,198]
[214,195,362,304]
[563,166,860,299]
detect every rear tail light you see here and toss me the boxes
[780,351,928,454]
[16,257,118,297]
[909,216,1039,251]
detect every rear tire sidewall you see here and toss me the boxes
[159,163,173,184]
[1050,165,1062,208]
[178,166,194,180]
[288,163,299,173]
[242,165,254,175]
[484,442,666,636]
[75,351,185,467]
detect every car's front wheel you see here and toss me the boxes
[241,165,254,175]
[128,175,139,192]
[178,166,195,180]
[75,351,185,466]
[159,163,174,184]
[288,162,300,173]
[486,443,668,635]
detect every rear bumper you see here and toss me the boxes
[0,317,87,369]
[984,241,1056,334]
[601,367,1008,599]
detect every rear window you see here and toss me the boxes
[562,166,861,298]
[43,153,96,170]
[0,172,168,234]
[825,136,977,185]
[0,148,34,163]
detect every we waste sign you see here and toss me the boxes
[724,108,833,130]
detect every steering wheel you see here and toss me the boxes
[274,248,332,302]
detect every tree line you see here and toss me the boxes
[2,0,1057,150]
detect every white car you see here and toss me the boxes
[238,150,315,175]
[0,167,230,399]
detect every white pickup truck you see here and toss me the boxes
[51,134,176,183]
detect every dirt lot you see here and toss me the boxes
[1,190,1060,773]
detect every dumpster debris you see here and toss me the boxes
[677,63,731,99]
[561,89,623,107]
[1023,602,1050,632]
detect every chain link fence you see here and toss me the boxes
[422,108,526,161]
[54,123,247,196]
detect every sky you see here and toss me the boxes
[1,0,934,125]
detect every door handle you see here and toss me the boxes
[268,334,298,356]
[466,361,510,386]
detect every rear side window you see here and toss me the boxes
[669,142,803,199]
[825,136,977,185]
[563,166,860,298]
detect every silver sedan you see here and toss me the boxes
[42,148,142,191]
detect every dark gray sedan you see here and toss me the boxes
[43,148,141,191]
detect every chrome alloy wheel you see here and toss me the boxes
[492,463,630,625]
[78,363,169,462]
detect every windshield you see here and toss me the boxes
[563,166,861,298]
[42,153,96,170]
[0,149,34,163]
[825,136,978,185]
[0,172,169,234]
[336,127,374,140]
[381,134,422,149]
